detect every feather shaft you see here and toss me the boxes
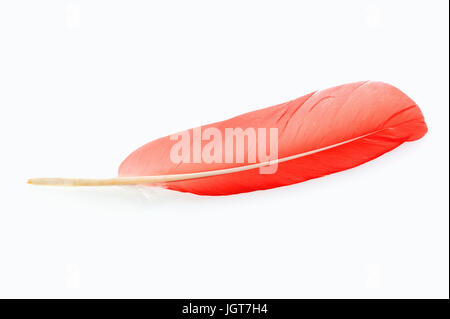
[28,129,381,186]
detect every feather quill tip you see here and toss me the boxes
[28,178,76,186]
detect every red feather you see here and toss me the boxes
[118,81,427,195]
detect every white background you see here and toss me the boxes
[0,0,448,298]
